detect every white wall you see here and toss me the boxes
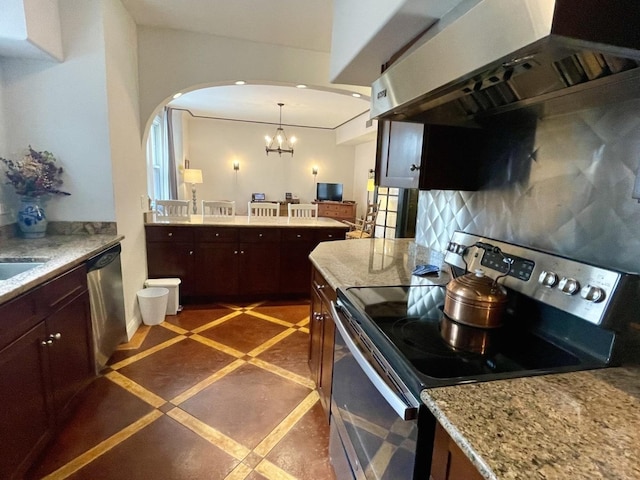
[136,26,369,136]
[352,140,377,217]
[103,0,149,338]
[181,115,356,214]
[1,0,114,222]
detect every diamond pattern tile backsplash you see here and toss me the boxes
[416,99,640,274]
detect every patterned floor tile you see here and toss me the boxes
[27,300,334,480]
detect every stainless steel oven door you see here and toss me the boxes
[330,301,420,480]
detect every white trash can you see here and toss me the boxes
[137,287,169,326]
[144,278,181,315]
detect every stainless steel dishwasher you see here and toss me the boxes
[86,243,126,373]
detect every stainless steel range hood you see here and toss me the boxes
[370,0,640,126]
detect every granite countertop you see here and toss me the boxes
[0,234,123,304]
[145,213,349,229]
[309,237,450,288]
[309,238,640,480]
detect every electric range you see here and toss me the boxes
[335,231,640,398]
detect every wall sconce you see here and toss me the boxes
[233,161,240,171]
[312,166,318,176]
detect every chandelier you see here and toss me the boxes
[265,103,296,156]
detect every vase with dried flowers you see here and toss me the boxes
[0,146,71,238]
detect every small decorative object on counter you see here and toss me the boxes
[0,146,71,238]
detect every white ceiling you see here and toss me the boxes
[121,0,371,129]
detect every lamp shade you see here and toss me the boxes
[184,168,203,184]
[367,178,375,192]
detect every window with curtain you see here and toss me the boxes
[147,115,169,202]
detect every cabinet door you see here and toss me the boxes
[46,293,93,416]
[318,294,335,421]
[0,323,52,479]
[280,229,315,295]
[240,242,281,295]
[418,125,487,191]
[308,285,323,386]
[377,120,424,189]
[146,242,195,295]
[194,242,240,296]
[431,422,483,480]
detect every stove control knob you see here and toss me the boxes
[538,271,559,288]
[580,285,606,303]
[558,277,580,295]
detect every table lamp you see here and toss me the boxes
[183,168,203,214]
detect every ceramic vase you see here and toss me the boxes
[18,196,47,238]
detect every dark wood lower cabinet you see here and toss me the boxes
[146,224,347,300]
[309,266,336,421]
[431,422,484,480]
[0,264,94,479]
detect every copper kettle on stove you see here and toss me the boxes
[444,268,508,328]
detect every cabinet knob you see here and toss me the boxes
[297,234,301,238]
[189,250,194,255]
[410,164,421,172]
[259,233,263,237]
[240,250,245,254]
[168,232,173,237]
[215,233,220,237]
[234,250,238,254]
[41,339,53,347]
[313,312,324,322]
[49,333,62,341]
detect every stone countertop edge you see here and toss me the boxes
[0,234,123,304]
[308,237,450,290]
[421,366,640,480]
[145,214,350,228]
[308,238,640,480]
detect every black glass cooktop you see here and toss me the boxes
[337,285,607,395]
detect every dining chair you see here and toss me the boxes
[202,200,235,216]
[248,202,279,217]
[288,203,318,218]
[345,203,379,239]
[155,200,190,217]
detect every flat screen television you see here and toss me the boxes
[316,182,343,202]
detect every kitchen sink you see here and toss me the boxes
[0,259,48,280]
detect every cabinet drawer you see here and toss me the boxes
[239,229,281,242]
[0,292,41,351]
[282,229,314,242]
[315,228,347,242]
[196,227,238,243]
[40,264,87,311]
[312,268,336,303]
[146,226,194,243]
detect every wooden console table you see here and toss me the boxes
[316,201,356,223]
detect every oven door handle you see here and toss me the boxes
[331,301,419,420]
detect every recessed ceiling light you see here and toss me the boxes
[172,92,183,99]
[235,80,246,85]
[296,84,307,89]
[352,93,362,98]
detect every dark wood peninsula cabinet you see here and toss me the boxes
[145,222,348,301]
[308,266,336,421]
[376,120,489,191]
[0,264,93,479]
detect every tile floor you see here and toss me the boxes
[27,300,336,480]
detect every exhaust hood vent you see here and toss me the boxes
[371,0,640,127]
